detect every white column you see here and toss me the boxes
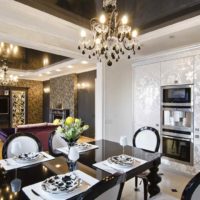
[95,62,105,140]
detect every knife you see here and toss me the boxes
[31,189,46,200]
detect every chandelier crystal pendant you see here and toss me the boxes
[0,59,18,86]
[0,42,19,86]
[78,0,141,66]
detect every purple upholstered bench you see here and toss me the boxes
[0,128,15,142]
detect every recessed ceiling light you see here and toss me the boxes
[81,61,88,64]
[46,71,51,74]
[67,65,73,69]
[39,74,43,77]
[43,56,49,66]
[56,69,61,72]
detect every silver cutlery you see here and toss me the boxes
[31,189,46,200]
[40,152,48,159]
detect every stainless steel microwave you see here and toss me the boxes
[162,85,193,106]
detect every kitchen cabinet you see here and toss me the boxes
[194,54,200,144]
[161,56,194,86]
[133,63,161,133]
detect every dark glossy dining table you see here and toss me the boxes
[0,140,162,200]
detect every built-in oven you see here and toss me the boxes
[162,134,193,165]
[162,85,193,106]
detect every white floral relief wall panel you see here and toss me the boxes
[11,90,26,127]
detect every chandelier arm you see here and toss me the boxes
[123,40,134,51]
[108,8,117,37]
[118,34,125,43]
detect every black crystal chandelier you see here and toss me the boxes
[0,42,18,86]
[0,59,18,86]
[78,0,141,66]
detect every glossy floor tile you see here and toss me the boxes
[122,164,192,200]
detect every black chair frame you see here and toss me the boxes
[2,132,42,159]
[181,172,200,200]
[132,126,160,200]
[133,126,160,152]
[48,131,63,157]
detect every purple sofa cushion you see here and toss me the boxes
[0,128,15,142]
[0,130,7,142]
[17,125,57,151]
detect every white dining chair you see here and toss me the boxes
[132,126,160,200]
[48,131,69,156]
[2,132,42,159]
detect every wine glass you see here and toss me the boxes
[10,142,22,192]
[120,136,128,155]
[68,147,79,171]
[10,170,21,192]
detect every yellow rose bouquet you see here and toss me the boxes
[56,117,89,145]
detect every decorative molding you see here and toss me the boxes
[133,43,200,67]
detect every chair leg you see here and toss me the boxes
[143,178,148,200]
[135,176,139,191]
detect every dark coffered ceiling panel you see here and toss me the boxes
[0,44,69,70]
[134,0,200,31]
[16,0,200,32]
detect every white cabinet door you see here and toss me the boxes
[161,56,194,86]
[133,63,161,133]
[194,54,200,144]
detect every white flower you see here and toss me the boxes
[56,126,63,134]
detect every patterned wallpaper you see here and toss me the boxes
[15,80,43,124]
[11,90,26,127]
[50,74,78,117]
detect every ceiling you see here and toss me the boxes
[15,0,200,32]
[1,1,200,81]
[0,43,68,70]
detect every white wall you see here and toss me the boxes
[104,60,133,144]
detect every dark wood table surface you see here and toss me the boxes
[0,140,162,200]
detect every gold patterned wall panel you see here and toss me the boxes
[50,74,77,117]
[11,90,26,127]
[15,80,43,124]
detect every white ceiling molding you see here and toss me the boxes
[1,1,200,80]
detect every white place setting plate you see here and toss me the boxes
[0,152,55,171]
[41,173,80,194]
[15,152,42,164]
[22,170,99,200]
[107,154,135,168]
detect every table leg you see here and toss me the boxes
[147,162,161,197]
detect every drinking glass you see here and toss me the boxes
[120,136,128,155]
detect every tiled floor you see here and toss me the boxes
[121,164,192,200]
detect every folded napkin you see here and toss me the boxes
[93,156,147,175]
[22,170,99,200]
[0,152,55,171]
[57,143,99,155]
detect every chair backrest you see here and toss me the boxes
[2,132,42,159]
[133,126,160,152]
[181,172,200,200]
[48,131,68,156]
